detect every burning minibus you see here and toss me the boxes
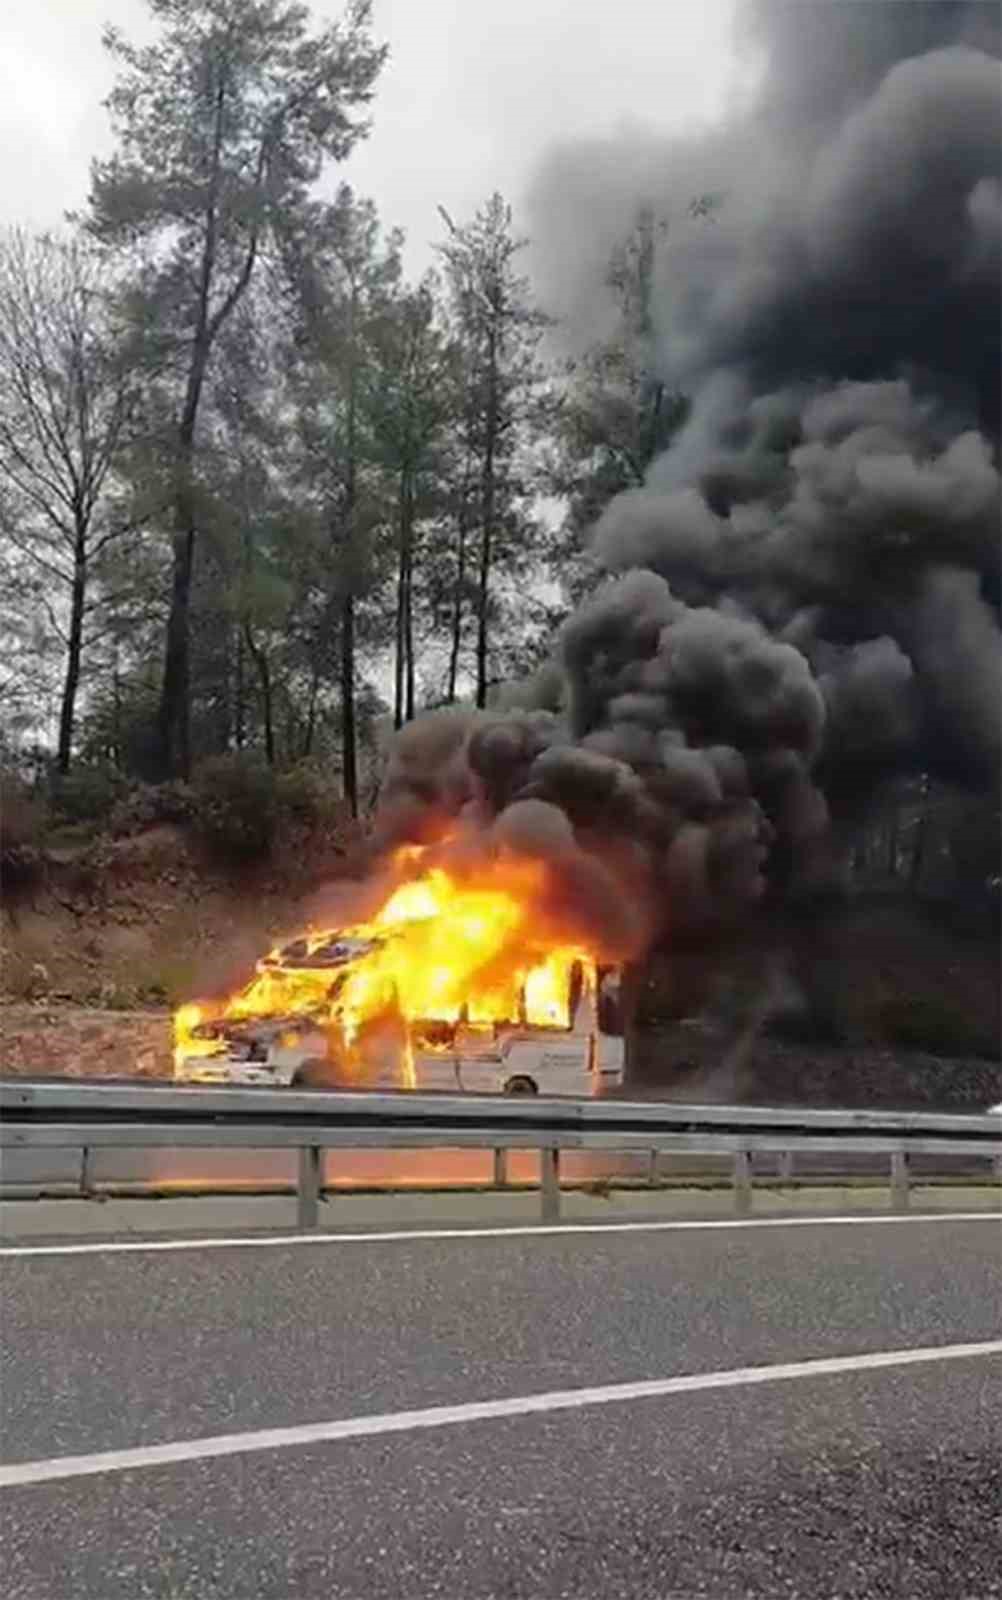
[173,858,624,1096]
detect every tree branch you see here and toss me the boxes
[0,524,74,587]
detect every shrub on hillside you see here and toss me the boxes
[0,772,46,891]
[50,763,126,825]
[191,754,278,864]
[274,762,344,832]
[109,780,196,837]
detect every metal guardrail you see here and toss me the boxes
[1,1080,999,1229]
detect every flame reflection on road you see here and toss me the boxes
[88,1147,673,1191]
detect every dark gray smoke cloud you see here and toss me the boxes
[528,3,1000,422]
[591,377,1001,789]
[371,1,999,971]
[743,1,1001,139]
[523,0,1000,806]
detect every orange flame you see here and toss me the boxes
[173,850,598,1087]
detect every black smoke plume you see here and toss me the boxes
[371,3,1000,1003]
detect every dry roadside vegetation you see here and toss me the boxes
[1,758,362,1078]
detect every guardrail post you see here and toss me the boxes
[540,1146,561,1223]
[778,1150,794,1183]
[298,1146,322,1230]
[80,1146,94,1199]
[733,1147,752,1214]
[890,1149,910,1212]
[493,1148,509,1188]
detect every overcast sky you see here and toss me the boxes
[1,0,740,274]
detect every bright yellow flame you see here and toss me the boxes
[173,1003,221,1073]
[524,949,591,1028]
[173,853,598,1087]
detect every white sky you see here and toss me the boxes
[0,0,739,273]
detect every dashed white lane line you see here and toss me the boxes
[0,1209,998,1258]
[1,1340,999,1490]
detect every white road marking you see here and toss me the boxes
[1,1340,999,1490]
[0,1209,997,1259]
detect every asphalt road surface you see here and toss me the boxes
[1,1212,1000,1599]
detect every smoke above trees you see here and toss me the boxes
[372,0,1001,960]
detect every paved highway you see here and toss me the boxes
[1,1211,1000,1598]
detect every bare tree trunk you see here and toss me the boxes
[393,588,404,730]
[475,493,493,708]
[302,665,319,759]
[57,520,87,773]
[392,468,417,727]
[474,508,492,710]
[403,475,415,723]
[475,327,498,710]
[156,210,215,779]
[242,623,275,767]
[157,490,197,779]
[234,623,246,749]
[157,261,223,777]
[111,646,123,769]
[260,664,275,770]
[341,592,358,816]
[446,497,468,704]
[341,291,360,817]
[393,474,407,730]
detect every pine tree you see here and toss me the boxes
[88,0,386,778]
[285,185,400,813]
[366,272,461,725]
[437,195,551,707]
